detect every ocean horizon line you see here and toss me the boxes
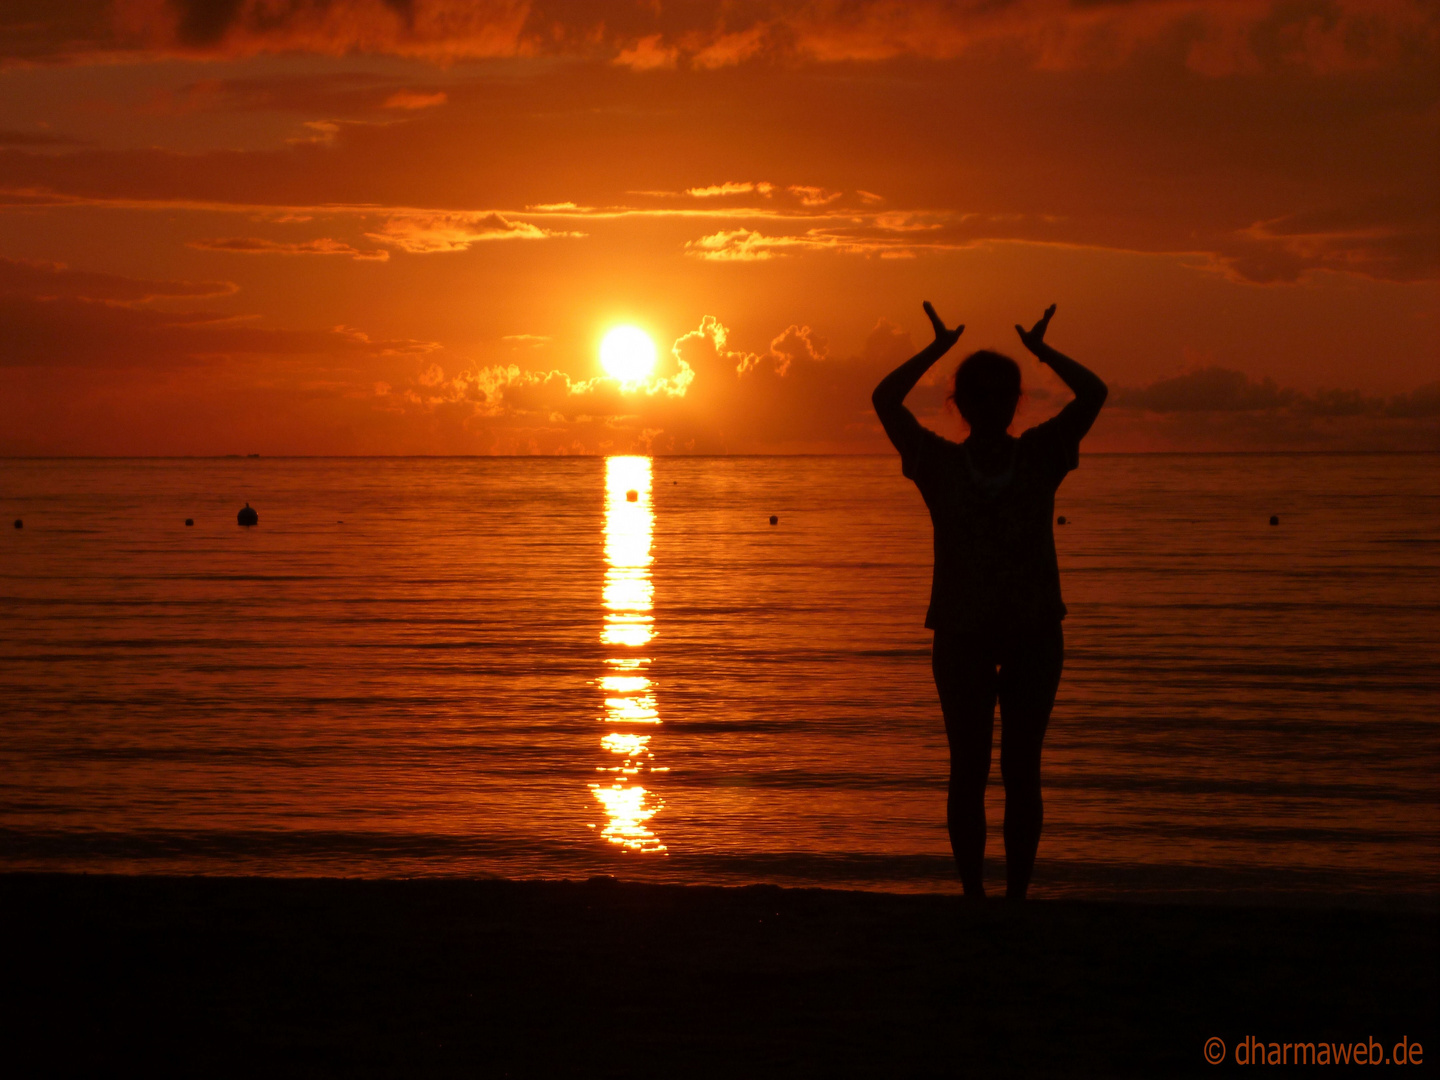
[3,449,1437,461]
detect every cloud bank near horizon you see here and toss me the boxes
[0,249,1432,454]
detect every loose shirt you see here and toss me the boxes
[886,407,1087,633]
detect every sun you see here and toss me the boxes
[600,326,657,384]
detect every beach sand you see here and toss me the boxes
[4,874,1434,1077]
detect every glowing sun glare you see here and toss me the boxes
[600,326,657,383]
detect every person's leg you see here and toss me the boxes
[932,631,999,897]
[997,622,1064,900]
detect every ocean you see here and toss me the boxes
[2,453,1436,907]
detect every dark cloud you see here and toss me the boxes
[173,0,248,48]
[1113,367,1440,425]
[1221,193,1440,283]
[0,293,433,368]
[4,0,1433,75]
[0,129,80,147]
[1298,383,1440,420]
[0,0,114,63]
[0,256,236,302]
[127,0,529,61]
[152,73,448,117]
[189,236,390,260]
[1113,367,1297,412]
[1382,382,1440,419]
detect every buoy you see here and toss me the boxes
[185,518,194,527]
[237,503,258,527]
[626,490,638,502]
[1056,515,1067,525]
[12,519,21,529]
[769,515,778,526]
[1269,515,1279,526]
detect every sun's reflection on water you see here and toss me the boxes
[590,456,667,854]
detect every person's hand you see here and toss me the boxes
[923,301,964,351]
[1015,304,1057,357]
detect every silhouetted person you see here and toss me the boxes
[873,302,1107,900]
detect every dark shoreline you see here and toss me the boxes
[4,873,1435,1077]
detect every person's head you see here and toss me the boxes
[951,349,1021,435]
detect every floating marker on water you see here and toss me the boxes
[1269,515,1280,526]
[769,515,778,526]
[626,490,638,502]
[237,502,259,527]
[185,518,194,527]
[1056,515,1067,525]
[12,519,21,529]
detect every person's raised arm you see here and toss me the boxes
[1015,304,1107,435]
[872,302,964,447]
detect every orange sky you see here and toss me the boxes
[1,0,1435,454]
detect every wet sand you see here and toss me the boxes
[3,874,1434,1077]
